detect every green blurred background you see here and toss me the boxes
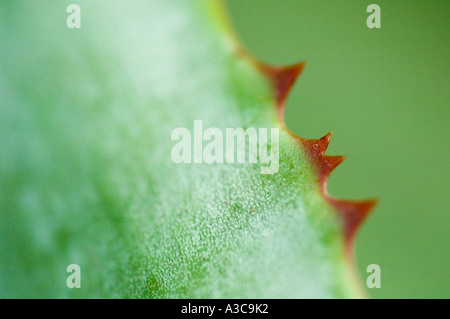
[226,0,449,298]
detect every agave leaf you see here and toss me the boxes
[0,0,375,298]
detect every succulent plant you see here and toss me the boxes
[0,0,375,298]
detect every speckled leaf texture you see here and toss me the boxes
[0,0,375,298]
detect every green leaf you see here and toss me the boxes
[0,0,374,298]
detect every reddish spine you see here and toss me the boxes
[257,60,377,254]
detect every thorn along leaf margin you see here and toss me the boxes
[253,58,377,256]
